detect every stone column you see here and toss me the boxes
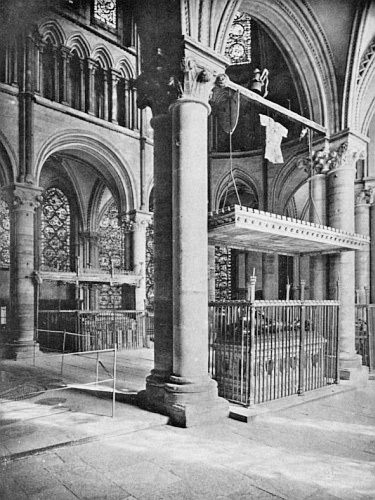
[164,63,228,427]
[138,113,174,411]
[1,184,42,359]
[262,253,277,299]
[103,69,109,121]
[87,58,96,116]
[53,47,60,102]
[127,210,152,310]
[309,170,327,299]
[327,141,363,380]
[110,69,120,124]
[79,59,86,112]
[60,46,71,105]
[355,190,371,304]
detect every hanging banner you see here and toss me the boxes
[216,89,240,134]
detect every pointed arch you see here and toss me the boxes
[34,130,137,215]
[211,0,338,133]
[91,44,114,69]
[114,57,136,79]
[66,33,91,59]
[38,19,65,46]
[213,167,260,211]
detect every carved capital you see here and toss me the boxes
[120,210,152,232]
[1,184,43,210]
[136,50,216,116]
[355,189,372,206]
[327,142,360,172]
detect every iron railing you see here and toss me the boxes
[208,300,340,406]
[355,304,375,373]
[37,310,153,352]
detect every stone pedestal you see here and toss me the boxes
[1,184,42,359]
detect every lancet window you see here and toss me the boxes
[70,51,82,110]
[42,39,58,101]
[41,187,71,272]
[94,65,105,118]
[0,199,10,268]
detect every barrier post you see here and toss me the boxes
[112,346,117,418]
[298,280,306,396]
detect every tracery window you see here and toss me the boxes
[41,187,71,271]
[94,0,117,29]
[0,199,10,268]
[225,12,252,65]
[98,201,124,309]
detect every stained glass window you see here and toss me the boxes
[225,12,251,65]
[0,199,10,267]
[215,246,232,301]
[98,201,123,309]
[94,0,117,29]
[41,187,71,271]
[145,222,154,307]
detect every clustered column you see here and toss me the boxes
[1,184,42,358]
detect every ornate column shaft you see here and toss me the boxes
[327,141,363,379]
[355,190,371,304]
[1,184,42,358]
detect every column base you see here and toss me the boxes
[164,377,229,428]
[339,353,368,386]
[0,340,39,360]
[137,370,170,415]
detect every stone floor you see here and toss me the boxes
[0,347,374,500]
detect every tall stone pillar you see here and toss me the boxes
[327,141,363,380]
[355,190,370,304]
[309,170,327,299]
[164,62,228,427]
[1,184,42,358]
[131,109,174,411]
